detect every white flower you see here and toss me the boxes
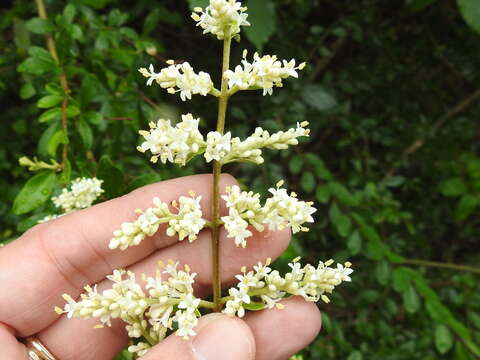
[221,209,252,248]
[191,0,250,40]
[178,293,201,314]
[166,195,206,242]
[204,131,232,162]
[173,310,199,339]
[222,122,310,165]
[235,271,259,290]
[263,182,316,233]
[128,342,151,357]
[225,51,306,95]
[52,177,104,213]
[137,114,205,166]
[139,62,214,101]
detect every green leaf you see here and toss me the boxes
[329,202,343,225]
[38,108,61,123]
[78,119,93,149]
[302,85,338,111]
[97,155,124,198]
[328,181,359,206]
[187,0,209,10]
[454,194,479,221]
[392,267,413,292]
[26,18,55,34]
[347,351,363,360]
[439,178,467,197]
[315,183,331,203]
[79,0,112,9]
[38,120,61,158]
[304,153,333,180]
[66,105,80,117]
[48,130,68,157]
[37,95,63,109]
[435,324,454,354]
[60,158,71,184]
[12,172,57,215]
[20,82,36,99]
[243,301,266,311]
[403,285,421,314]
[300,171,316,193]
[84,111,105,126]
[63,4,77,23]
[244,0,276,50]
[375,260,391,286]
[17,56,56,75]
[347,231,362,257]
[337,214,352,237]
[409,0,438,11]
[289,155,304,174]
[457,0,480,35]
[384,175,405,187]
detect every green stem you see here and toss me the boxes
[211,33,232,312]
[400,259,480,274]
[34,0,70,173]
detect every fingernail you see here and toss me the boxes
[192,315,254,360]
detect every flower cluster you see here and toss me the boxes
[56,262,202,357]
[109,193,206,251]
[221,182,316,247]
[39,177,104,223]
[191,0,250,40]
[139,62,215,101]
[138,116,309,167]
[223,122,310,164]
[137,113,205,166]
[223,258,353,317]
[226,50,307,95]
[52,177,104,213]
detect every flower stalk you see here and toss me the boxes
[211,31,232,311]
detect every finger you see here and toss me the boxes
[141,313,255,360]
[38,227,291,359]
[244,296,322,360]
[0,174,236,335]
[0,323,27,359]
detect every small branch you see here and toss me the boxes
[309,35,347,81]
[35,0,70,170]
[137,91,161,110]
[385,88,480,179]
[400,259,480,274]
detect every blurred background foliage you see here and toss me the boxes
[1,0,480,359]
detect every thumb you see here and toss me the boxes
[140,313,256,360]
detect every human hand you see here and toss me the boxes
[0,174,321,360]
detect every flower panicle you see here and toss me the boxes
[223,258,353,318]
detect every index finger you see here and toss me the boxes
[0,173,236,335]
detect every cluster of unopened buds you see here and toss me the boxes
[39,177,104,223]
[55,0,352,358]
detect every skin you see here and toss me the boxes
[0,174,321,360]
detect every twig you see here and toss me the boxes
[400,258,480,274]
[385,88,480,179]
[309,35,347,81]
[35,0,70,170]
[137,91,161,110]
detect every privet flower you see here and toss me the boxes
[39,177,104,223]
[222,122,310,164]
[56,262,203,357]
[139,62,214,101]
[221,182,316,247]
[225,50,306,95]
[137,113,205,166]
[191,0,250,40]
[204,131,232,162]
[223,258,353,317]
[109,194,207,251]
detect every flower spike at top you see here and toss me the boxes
[191,0,250,40]
[52,177,104,213]
[139,62,215,101]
